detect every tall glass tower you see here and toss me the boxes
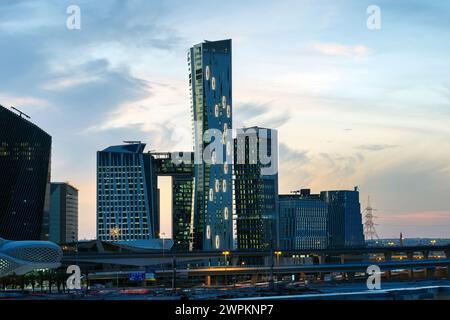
[189,40,233,250]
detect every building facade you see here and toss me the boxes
[234,127,278,250]
[279,190,328,250]
[49,182,78,244]
[189,39,233,250]
[153,152,194,251]
[0,105,51,240]
[320,188,365,248]
[96,143,159,242]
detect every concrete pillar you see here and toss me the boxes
[384,252,392,262]
[205,275,211,287]
[346,272,355,282]
[424,267,435,279]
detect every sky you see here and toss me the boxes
[1,0,449,240]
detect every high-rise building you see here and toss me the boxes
[49,182,78,244]
[189,39,233,250]
[0,105,51,240]
[278,189,328,250]
[153,152,194,251]
[320,188,365,248]
[96,143,159,242]
[234,127,278,250]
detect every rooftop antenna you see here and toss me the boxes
[363,196,380,240]
[10,106,31,119]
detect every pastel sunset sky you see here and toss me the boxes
[1,0,449,239]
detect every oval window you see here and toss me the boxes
[215,235,220,249]
[206,225,211,239]
[215,179,220,192]
[205,65,210,81]
[211,77,216,90]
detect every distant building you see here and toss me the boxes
[189,39,233,250]
[0,104,51,240]
[96,143,159,242]
[320,188,365,248]
[279,189,328,250]
[49,182,78,244]
[153,152,194,251]
[234,127,279,250]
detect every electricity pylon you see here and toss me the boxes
[363,196,379,240]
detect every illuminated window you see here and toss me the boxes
[211,77,216,90]
[205,65,210,81]
[224,207,229,220]
[222,179,227,192]
[206,225,211,239]
[224,161,229,174]
[215,235,220,249]
[226,105,231,118]
[222,96,227,108]
[209,188,214,201]
[215,179,220,192]
[214,104,219,117]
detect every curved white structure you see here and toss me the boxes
[0,238,62,277]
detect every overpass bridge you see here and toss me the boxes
[62,243,450,267]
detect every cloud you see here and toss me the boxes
[309,42,372,58]
[234,101,291,129]
[279,143,309,164]
[355,144,398,152]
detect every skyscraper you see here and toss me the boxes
[0,105,51,240]
[96,143,159,242]
[189,40,233,250]
[234,127,279,250]
[320,188,365,248]
[279,189,328,250]
[153,152,194,251]
[49,182,78,244]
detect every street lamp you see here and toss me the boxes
[274,251,282,266]
[222,251,230,286]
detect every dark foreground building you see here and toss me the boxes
[320,188,365,248]
[0,105,51,240]
[49,182,78,244]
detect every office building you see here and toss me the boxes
[153,152,194,251]
[234,127,278,250]
[279,189,328,250]
[0,105,51,240]
[189,39,233,250]
[49,182,78,244]
[320,188,365,248]
[96,143,159,242]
